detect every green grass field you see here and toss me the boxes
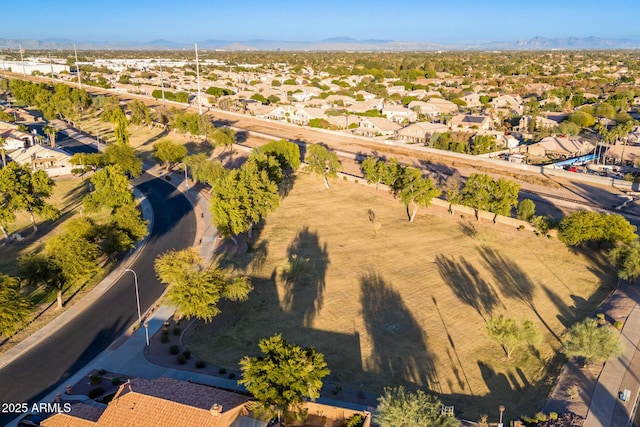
[186,173,614,420]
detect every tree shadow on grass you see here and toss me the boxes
[435,254,503,322]
[360,270,441,392]
[184,140,213,156]
[282,226,329,328]
[542,284,599,329]
[478,246,561,343]
[458,219,478,239]
[139,128,169,147]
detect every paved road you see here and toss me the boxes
[0,174,196,425]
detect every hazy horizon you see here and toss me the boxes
[4,0,640,45]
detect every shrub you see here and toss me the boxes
[196,360,206,369]
[177,355,186,364]
[517,225,525,231]
[183,350,191,359]
[111,377,121,386]
[534,412,547,422]
[160,334,169,343]
[218,367,226,374]
[596,313,605,320]
[614,320,623,329]
[549,412,558,420]
[343,414,365,427]
[228,373,236,379]
[88,387,105,399]
[173,327,181,336]
[89,375,101,385]
[169,345,180,355]
[281,254,311,286]
[165,175,171,181]
[161,327,169,335]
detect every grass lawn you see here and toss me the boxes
[186,173,614,420]
[0,177,88,277]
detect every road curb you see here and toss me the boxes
[0,187,154,370]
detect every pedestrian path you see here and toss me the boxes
[584,302,640,427]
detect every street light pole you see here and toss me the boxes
[182,163,188,189]
[498,405,505,427]
[125,268,149,346]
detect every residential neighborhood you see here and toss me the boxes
[2,13,640,427]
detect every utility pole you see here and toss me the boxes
[73,43,82,89]
[195,43,202,115]
[19,44,26,75]
[49,52,55,84]
[159,59,166,108]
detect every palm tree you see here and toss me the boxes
[43,125,56,147]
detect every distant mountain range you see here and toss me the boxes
[2,36,640,51]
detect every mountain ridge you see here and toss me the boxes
[2,36,639,51]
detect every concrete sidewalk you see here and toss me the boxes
[584,302,640,427]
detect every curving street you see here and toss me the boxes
[0,174,196,425]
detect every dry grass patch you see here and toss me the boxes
[188,174,612,420]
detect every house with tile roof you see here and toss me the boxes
[524,136,595,159]
[449,114,492,130]
[41,378,252,427]
[397,122,448,144]
[9,144,73,177]
[354,117,401,138]
[40,377,372,427]
[381,104,418,124]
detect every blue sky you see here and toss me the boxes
[5,0,640,43]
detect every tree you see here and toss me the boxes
[44,222,100,286]
[488,178,520,222]
[153,139,187,169]
[517,199,536,222]
[0,274,31,337]
[459,173,494,220]
[0,192,15,245]
[184,154,226,190]
[485,315,541,359]
[84,165,135,213]
[594,102,615,119]
[568,111,596,128]
[398,168,441,222]
[443,171,463,215]
[110,108,130,145]
[255,139,301,173]
[0,135,7,168]
[43,125,57,147]
[374,386,460,427]
[128,100,152,128]
[239,334,330,424]
[19,253,66,309]
[305,144,342,189]
[609,241,640,283]
[562,318,623,366]
[154,248,252,322]
[210,127,236,151]
[0,162,59,234]
[558,211,637,247]
[208,160,280,241]
[104,142,142,177]
[361,156,388,190]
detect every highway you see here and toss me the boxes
[0,174,196,425]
